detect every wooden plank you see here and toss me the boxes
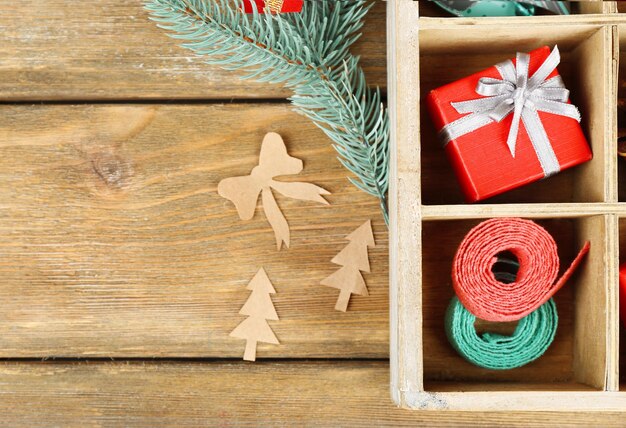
[605,214,620,391]
[0,1,386,101]
[0,103,388,357]
[421,203,626,220]
[610,24,620,204]
[387,0,422,407]
[572,216,611,390]
[1,360,625,426]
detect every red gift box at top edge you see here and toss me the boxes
[243,0,303,13]
[426,46,592,203]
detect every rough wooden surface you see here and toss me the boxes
[2,0,625,424]
[0,103,388,358]
[1,360,626,427]
[0,0,386,101]
[387,0,423,406]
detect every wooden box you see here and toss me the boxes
[387,0,626,411]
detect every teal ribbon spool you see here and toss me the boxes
[432,1,570,17]
[445,296,558,370]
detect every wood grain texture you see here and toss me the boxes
[572,215,611,390]
[422,202,626,219]
[604,214,620,391]
[0,0,386,101]
[0,103,388,357]
[1,360,626,427]
[387,0,423,407]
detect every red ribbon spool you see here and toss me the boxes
[452,218,590,322]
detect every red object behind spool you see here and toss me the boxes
[619,263,626,326]
[452,218,590,322]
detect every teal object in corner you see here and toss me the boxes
[432,1,570,17]
[445,296,558,370]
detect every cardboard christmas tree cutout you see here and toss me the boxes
[321,220,376,312]
[230,268,280,361]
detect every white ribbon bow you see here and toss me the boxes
[439,46,581,177]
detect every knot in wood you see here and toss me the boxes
[91,154,130,188]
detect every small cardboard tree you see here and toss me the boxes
[321,220,376,311]
[230,268,280,361]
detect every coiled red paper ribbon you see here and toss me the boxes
[452,218,590,322]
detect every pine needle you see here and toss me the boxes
[145,0,390,224]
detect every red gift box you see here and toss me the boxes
[243,0,303,13]
[619,263,626,325]
[427,46,592,203]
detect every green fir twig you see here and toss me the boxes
[145,0,389,224]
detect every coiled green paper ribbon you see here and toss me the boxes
[445,296,558,370]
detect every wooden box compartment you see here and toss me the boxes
[422,217,608,393]
[419,24,610,205]
[388,0,625,411]
[419,0,609,18]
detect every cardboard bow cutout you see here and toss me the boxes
[218,133,330,250]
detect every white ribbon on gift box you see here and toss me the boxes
[439,46,581,177]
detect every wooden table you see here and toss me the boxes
[0,1,623,425]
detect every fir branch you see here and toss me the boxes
[284,1,371,69]
[146,0,316,85]
[292,57,388,223]
[145,0,389,224]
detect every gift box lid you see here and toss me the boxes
[427,46,592,203]
[243,0,303,13]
